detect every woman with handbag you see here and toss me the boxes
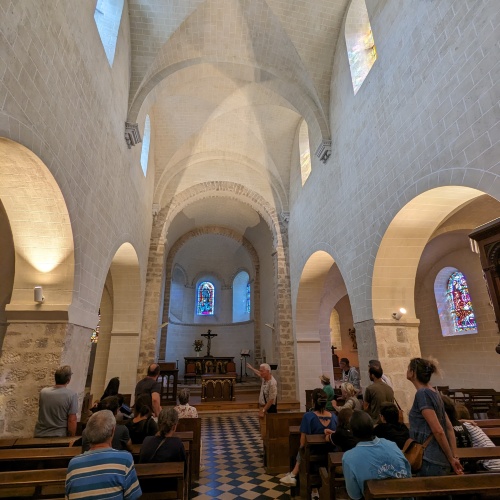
[139,408,186,465]
[407,357,463,477]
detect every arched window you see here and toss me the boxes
[330,308,342,350]
[140,115,151,175]
[435,267,477,337]
[233,271,250,322]
[197,281,215,316]
[345,0,377,95]
[447,271,477,333]
[94,0,124,66]
[299,119,311,185]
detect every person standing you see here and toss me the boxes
[135,363,162,417]
[363,364,394,423]
[339,358,361,395]
[368,359,393,388]
[34,365,78,437]
[407,357,463,477]
[319,373,335,411]
[246,362,277,417]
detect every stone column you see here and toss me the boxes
[354,318,420,415]
[273,213,296,400]
[137,221,166,379]
[0,320,92,437]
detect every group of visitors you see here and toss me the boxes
[33,363,195,499]
[279,356,496,500]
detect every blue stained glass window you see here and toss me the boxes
[197,282,214,315]
[246,282,251,313]
[446,272,477,332]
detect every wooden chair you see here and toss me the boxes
[184,363,197,384]
[225,361,237,375]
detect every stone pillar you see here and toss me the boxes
[0,321,92,437]
[137,222,166,380]
[273,213,296,401]
[354,318,420,416]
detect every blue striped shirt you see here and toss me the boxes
[65,447,142,500]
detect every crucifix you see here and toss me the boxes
[201,329,217,357]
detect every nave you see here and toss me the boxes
[192,414,293,500]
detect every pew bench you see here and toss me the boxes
[364,472,500,499]
[0,462,185,499]
[176,417,201,479]
[262,411,304,473]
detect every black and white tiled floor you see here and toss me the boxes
[191,414,290,499]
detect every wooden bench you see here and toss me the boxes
[13,437,78,448]
[0,462,185,499]
[0,447,81,472]
[449,389,500,418]
[176,417,201,479]
[475,419,500,428]
[364,472,500,499]
[299,434,330,499]
[263,411,304,473]
[320,447,500,500]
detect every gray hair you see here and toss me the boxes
[54,365,72,385]
[158,408,179,437]
[260,363,271,373]
[85,410,115,444]
[178,388,190,405]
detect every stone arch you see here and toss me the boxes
[156,182,281,248]
[372,186,486,321]
[0,137,74,320]
[93,242,143,397]
[159,226,261,360]
[295,250,336,408]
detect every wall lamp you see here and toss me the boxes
[392,308,406,321]
[34,286,44,303]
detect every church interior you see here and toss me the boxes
[1,0,500,477]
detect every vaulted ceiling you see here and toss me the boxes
[127,0,350,241]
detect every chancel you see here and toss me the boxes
[200,330,217,357]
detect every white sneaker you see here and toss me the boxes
[280,472,297,486]
[311,490,320,500]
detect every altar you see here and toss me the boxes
[184,356,235,375]
[201,374,236,402]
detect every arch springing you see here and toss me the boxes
[197,281,215,316]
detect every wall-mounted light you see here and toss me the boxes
[392,308,406,321]
[34,286,44,303]
[264,323,275,331]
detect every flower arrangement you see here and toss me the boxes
[193,339,204,352]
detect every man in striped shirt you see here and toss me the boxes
[65,410,142,500]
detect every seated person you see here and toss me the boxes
[332,382,362,412]
[339,358,361,395]
[140,408,186,465]
[280,388,338,500]
[456,404,500,471]
[174,388,198,418]
[373,402,409,449]
[325,407,358,451]
[441,396,475,473]
[125,394,158,445]
[66,410,141,500]
[319,373,335,411]
[342,411,411,500]
[82,396,132,452]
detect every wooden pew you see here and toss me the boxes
[0,462,185,499]
[300,434,330,499]
[0,439,17,449]
[0,447,81,472]
[475,419,500,428]
[176,417,201,479]
[13,437,78,448]
[364,473,500,499]
[263,411,304,474]
[483,427,500,445]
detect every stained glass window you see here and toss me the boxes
[446,272,477,332]
[197,282,215,315]
[246,282,251,313]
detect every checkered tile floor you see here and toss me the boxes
[191,414,290,499]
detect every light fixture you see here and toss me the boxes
[34,286,44,303]
[392,308,406,321]
[264,323,275,331]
